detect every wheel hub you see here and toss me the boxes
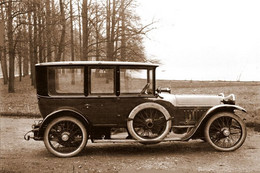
[61,132,70,141]
[145,119,154,128]
[222,128,230,137]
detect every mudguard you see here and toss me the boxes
[37,108,90,138]
[182,104,246,141]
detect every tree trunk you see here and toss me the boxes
[106,0,111,61]
[45,0,52,62]
[0,22,8,84]
[78,0,82,60]
[106,0,116,61]
[0,46,8,84]
[38,4,44,63]
[0,4,8,84]
[28,4,34,86]
[110,0,116,61]
[51,0,57,60]
[82,0,89,61]
[17,2,22,81]
[70,0,75,62]
[120,0,126,61]
[95,2,100,61]
[7,0,15,93]
[56,0,66,62]
[18,45,22,81]
[31,2,38,87]
[22,39,29,76]
[70,0,75,84]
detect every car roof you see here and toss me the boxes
[36,61,159,67]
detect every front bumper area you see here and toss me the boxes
[24,120,43,141]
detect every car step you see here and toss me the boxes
[92,137,183,143]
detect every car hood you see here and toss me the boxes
[160,93,224,107]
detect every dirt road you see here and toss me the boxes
[1,117,260,173]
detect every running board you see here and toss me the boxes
[92,137,183,143]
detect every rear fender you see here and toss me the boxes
[183,104,246,140]
[38,109,90,138]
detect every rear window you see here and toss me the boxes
[48,67,84,95]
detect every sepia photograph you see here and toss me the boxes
[0,0,260,172]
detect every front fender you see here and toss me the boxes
[205,104,247,116]
[182,104,246,141]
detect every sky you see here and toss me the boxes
[137,0,260,81]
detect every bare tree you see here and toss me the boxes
[45,0,52,62]
[21,22,29,77]
[0,4,8,85]
[82,0,90,60]
[77,0,83,60]
[56,0,66,61]
[70,0,75,62]
[7,0,15,92]
[31,2,38,86]
[17,6,22,82]
[70,0,75,84]
[38,2,45,63]
[0,0,155,92]
[106,0,116,61]
[120,0,126,61]
[94,1,100,60]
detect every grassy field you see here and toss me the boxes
[157,80,260,125]
[0,76,259,125]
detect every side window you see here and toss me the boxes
[48,67,84,95]
[90,68,115,94]
[120,68,154,94]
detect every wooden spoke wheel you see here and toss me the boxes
[204,112,247,151]
[44,116,87,157]
[127,103,172,144]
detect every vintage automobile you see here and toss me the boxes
[25,61,247,157]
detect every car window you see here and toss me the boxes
[48,67,84,95]
[120,68,154,94]
[90,68,115,94]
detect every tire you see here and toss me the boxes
[127,102,172,144]
[204,112,247,151]
[44,116,88,157]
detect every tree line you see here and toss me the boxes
[0,0,155,93]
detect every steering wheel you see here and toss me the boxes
[140,83,150,94]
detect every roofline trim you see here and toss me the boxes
[36,61,159,67]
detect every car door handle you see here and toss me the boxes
[84,104,91,109]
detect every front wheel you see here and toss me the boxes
[127,103,172,144]
[44,116,88,157]
[204,112,247,151]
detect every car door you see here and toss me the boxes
[116,67,156,124]
[82,66,118,125]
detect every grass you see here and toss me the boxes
[0,76,259,125]
[0,76,40,117]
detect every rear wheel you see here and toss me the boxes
[204,112,246,151]
[44,116,87,157]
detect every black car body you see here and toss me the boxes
[25,61,247,157]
